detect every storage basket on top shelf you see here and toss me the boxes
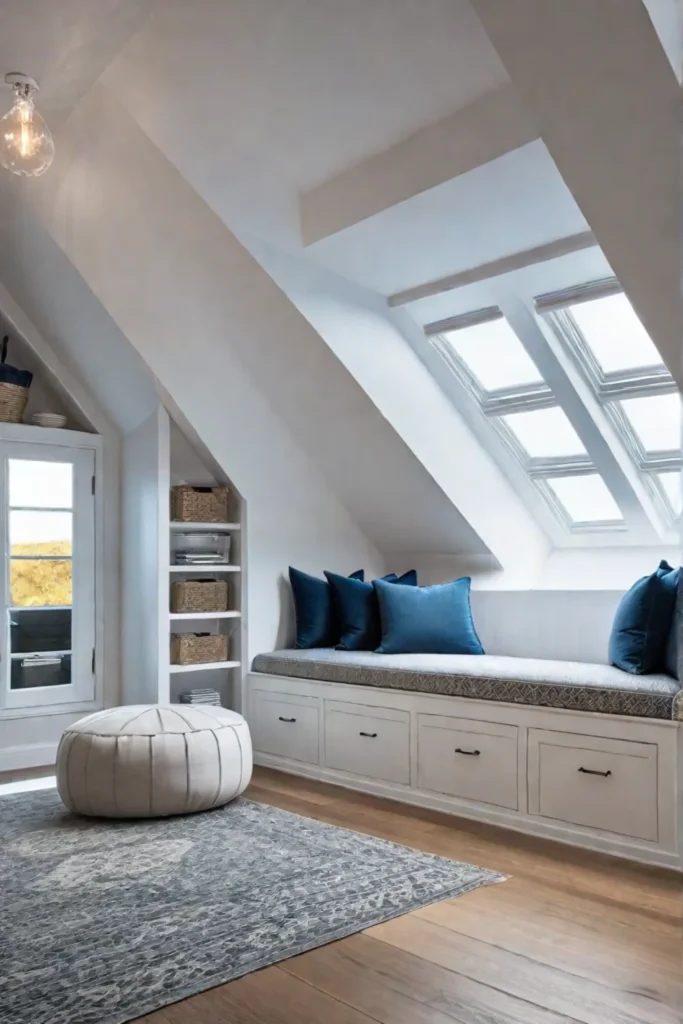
[171,579,229,614]
[171,485,230,523]
[171,633,228,666]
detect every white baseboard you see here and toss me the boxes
[0,742,58,773]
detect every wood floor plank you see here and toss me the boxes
[174,965,379,1024]
[414,887,681,999]
[367,913,680,1024]
[281,932,581,1024]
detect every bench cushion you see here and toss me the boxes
[251,649,682,721]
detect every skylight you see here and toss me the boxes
[442,317,542,393]
[501,408,587,459]
[620,393,681,454]
[656,470,682,517]
[547,475,623,524]
[569,293,663,374]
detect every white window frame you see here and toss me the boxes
[538,279,682,529]
[0,439,96,711]
[428,307,626,533]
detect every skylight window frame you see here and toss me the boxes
[427,306,626,534]
[537,280,682,529]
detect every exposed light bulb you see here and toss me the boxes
[0,74,54,177]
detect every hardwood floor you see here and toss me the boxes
[131,766,681,1024]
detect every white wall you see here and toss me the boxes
[122,406,170,704]
[30,85,384,661]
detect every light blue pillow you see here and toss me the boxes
[373,576,484,655]
[608,560,678,674]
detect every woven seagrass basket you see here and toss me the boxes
[171,485,230,523]
[170,633,228,665]
[171,579,228,614]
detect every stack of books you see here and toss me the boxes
[178,688,222,706]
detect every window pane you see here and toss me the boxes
[10,607,72,654]
[442,318,543,392]
[10,559,72,607]
[570,293,663,373]
[620,393,681,453]
[656,470,682,516]
[547,475,622,523]
[9,459,73,509]
[9,510,72,557]
[501,407,587,458]
[11,655,71,690]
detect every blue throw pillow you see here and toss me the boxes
[325,570,417,651]
[374,576,484,655]
[665,618,678,679]
[608,560,679,674]
[289,567,364,649]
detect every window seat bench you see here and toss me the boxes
[249,650,682,870]
[252,649,682,721]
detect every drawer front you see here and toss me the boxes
[250,690,320,765]
[528,729,658,842]
[325,700,410,785]
[417,715,518,810]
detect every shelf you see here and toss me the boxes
[169,565,241,573]
[169,611,241,620]
[170,522,240,532]
[170,660,241,674]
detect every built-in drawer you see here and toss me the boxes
[528,729,658,842]
[417,714,518,810]
[325,700,410,785]
[250,690,320,765]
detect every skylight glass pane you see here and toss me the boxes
[570,293,663,374]
[547,475,622,523]
[656,470,682,516]
[442,318,543,392]
[620,392,681,453]
[501,407,587,458]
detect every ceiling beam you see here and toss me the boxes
[388,230,596,307]
[300,84,539,245]
[471,0,682,389]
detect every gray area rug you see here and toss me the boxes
[1,789,503,1024]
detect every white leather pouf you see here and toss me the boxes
[56,705,252,818]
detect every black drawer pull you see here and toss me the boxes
[360,731,378,738]
[578,766,611,778]
[455,747,481,756]
[278,716,296,723]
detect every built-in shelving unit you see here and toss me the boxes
[166,419,245,712]
[122,409,245,714]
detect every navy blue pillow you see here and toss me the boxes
[325,570,417,651]
[374,576,484,655]
[608,560,679,674]
[289,567,364,649]
[665,618,678,679]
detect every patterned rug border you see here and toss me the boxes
[1,790,506,1024]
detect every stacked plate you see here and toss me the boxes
[32,412,67,429]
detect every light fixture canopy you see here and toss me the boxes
[0,72,55,177]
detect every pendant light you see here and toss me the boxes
[0,73,54,177]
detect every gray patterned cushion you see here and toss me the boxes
[251,649,682,721]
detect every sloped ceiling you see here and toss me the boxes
[0,0,677,571]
